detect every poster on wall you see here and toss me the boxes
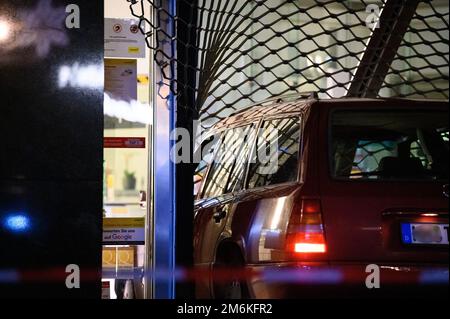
[103,137,146,148]
[105,59,137,102]
[101,281,111,299]
[102,217,145,245]
[105,18,145,58]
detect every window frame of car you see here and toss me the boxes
[327,106,450,183]
[197,113,304,201]
[197,122,260,200]
[195,130,223,201]
[193,131,222,199]
[243,114,303,191]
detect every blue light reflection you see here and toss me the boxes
[3,213,31,233]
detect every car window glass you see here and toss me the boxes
[194,133,221,197]
[202,125,255,198]
[247,117,301,188]
[331,110,449,180]
[226,124,256,193]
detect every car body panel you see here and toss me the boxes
[193,97,449,298]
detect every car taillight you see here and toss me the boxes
[286,199,326,254]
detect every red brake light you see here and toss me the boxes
[295,243,326,253]
[303,200,321,214]
[293,233,326,253]
[286,199,327,254]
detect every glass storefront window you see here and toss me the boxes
[102,0,152,299]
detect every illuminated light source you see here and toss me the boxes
[294,243,327,253]
[421,213,438,217]
[302,200,321,214]
[3,214,31,233]
[0,20,11,42]
[286,199,327,254]
[293,232,327,253]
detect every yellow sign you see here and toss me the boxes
[102,247,135,268]
[103,217,145,244]
[105,59,136,67]
[103,217,145,228]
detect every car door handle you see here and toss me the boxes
[213,210,226,223]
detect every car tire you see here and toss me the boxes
[213,252,249,299]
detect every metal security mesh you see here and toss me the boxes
[195,0,386,128]
[379,1,449,99]
[128,0,449,129]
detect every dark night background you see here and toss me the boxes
[0,0,103,298]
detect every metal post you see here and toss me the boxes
[347,0,420,98]
[152,0,177,299]
[175,0,198,299]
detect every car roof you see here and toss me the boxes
[210,96,449,132]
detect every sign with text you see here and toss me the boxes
[101,281,111,299]
[105,59,137,102]
[103,217,145,245]
[105,18,145,58]
[103,137,146,148]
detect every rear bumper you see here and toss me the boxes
[246,262,449,298]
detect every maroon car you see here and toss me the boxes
[193,96,449,298]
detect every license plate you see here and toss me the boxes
[401,223,449,245]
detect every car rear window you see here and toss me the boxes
[330,109,449,181]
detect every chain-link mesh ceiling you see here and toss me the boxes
[379,1,449,99]
[129,0,449,128]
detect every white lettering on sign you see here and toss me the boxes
[102,227,145,244]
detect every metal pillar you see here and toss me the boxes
[152,0,177,299]
[150,0,197,299]
[175,0,198,299]
[347,0,420,98]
